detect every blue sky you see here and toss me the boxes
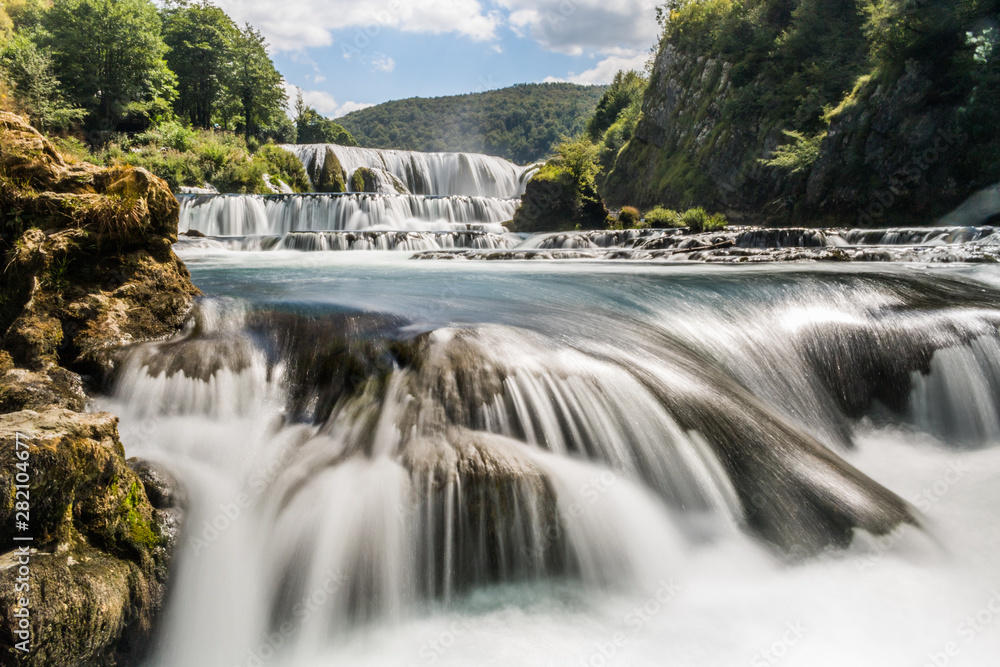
[216,0,662,117]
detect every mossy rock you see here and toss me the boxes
[0,112,196,666]
[512,165,609,233]
[0,112,200,378]
[0,409,177,666]
[350,166,378,193]
[315,147,347,193]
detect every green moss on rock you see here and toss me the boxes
[315,147,347,193]
[512,164,609,233]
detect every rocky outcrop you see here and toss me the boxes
[512,166,608,233]
[315,147,348,193]
[0,411,184,666]
[0,112,196,665]
[606,27,1000,226]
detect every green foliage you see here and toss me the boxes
[254,143,310,192]
[760,129,826,173]
[93,124,308,194]
[293,89,356,145]
[681,206,728,232]
[618,206,642,227]
[44,0,177,131]
[596,88,644,177]
[644,206,683,227]
[555,137,601,190]
[587,70,648,141]
[133,119,196,152]
[0,33,83,131]
[225,23,287,143]
[337,83,607,163]
[161,1,239,129]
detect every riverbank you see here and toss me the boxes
[0,111,196,665]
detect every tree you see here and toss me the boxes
[225,23,286,143]
[161,1,238,128]
[293,89,356,145]
[586,70,647,141]
[44,0,176,131]
[0,34,84,131]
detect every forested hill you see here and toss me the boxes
[337,83,607,164]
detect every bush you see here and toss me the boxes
[644,206,682,227]
[88,126,310,194]
[132,120,197,152]
[618,206,641,227]
[682,207,728,232]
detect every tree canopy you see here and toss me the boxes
[162,1,238,129]
[293,90,356,145]
[44,0,176,131]
[0,0,294,142]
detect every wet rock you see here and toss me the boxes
[0,410,170,666]
[128,459,186,511]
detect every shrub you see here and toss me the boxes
[618,206,641,227]
[682,207,728,232]
[644,206,682,227]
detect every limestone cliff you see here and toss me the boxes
[604,1,1000,227]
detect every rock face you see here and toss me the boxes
[605,38,999,226]
[0,112,197,666]
[512,166,608,233]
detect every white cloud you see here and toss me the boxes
[371,53,396,73]
[332,101,376,118]
[218,0,660,57]
[285,83,374,119]
[497,0,661,56]
[217,0,500,52]
[544,48,650,85]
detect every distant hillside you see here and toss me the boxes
[337,83,607,164]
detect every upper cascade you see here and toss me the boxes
[283,143,539,198]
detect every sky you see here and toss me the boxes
[215,0,662,117]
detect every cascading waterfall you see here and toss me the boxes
[283,144,538,198]
[176,230,519,253]
[99,245,1000,666]
[177,193,518,238]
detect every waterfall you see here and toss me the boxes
[177,193,518,236]
[283,144,538,198]
[105,242,1000,666]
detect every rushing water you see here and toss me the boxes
[282,144,538,198]
[94,236,1000,667]
[177,193,520,237]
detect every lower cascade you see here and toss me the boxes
[97,243,1000,666]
